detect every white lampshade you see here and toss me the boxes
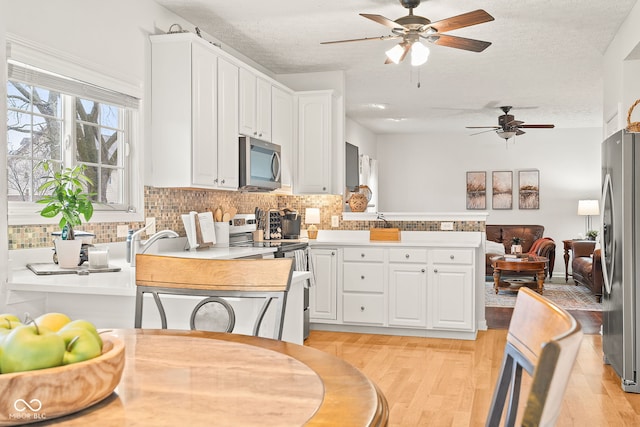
[410,41,430,66]
[305,208,320,224]
[385,44,405,64]
[577,200,599,216]
[496,130,516,140]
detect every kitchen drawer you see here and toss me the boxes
[343,247,385,262]
[389,248,428,264]
[431,249,473,265]
[343,263,384,293]
[343,293,385,324]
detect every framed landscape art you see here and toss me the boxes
[519,170,540,209]
[466,171,486,210]
[492,171,513,210]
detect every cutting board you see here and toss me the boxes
[27,263,122,275]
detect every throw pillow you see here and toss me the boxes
[486,240,506,255]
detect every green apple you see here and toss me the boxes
[59,319,102,350]
[0,313,22,329]
[35,312,72,332]
[58,327,102,365]
[0,324,65,373]
[0,318,23,372]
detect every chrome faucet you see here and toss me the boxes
[130,223,179,267]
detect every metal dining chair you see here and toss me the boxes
[486,287,583,427]
[134,254,294,340]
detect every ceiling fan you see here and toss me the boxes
[466,106,556,140]
[320,0,494,66]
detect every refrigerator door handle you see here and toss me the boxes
[601,173,615,294]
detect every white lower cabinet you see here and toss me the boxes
[428,250,474,331]
[342,247,385,325]
[389,263,427,327]
[343,293,384,324]
[388,248,428,327]
[310,244,478,338]
[309,248,337,321]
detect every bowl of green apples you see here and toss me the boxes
[0,313,125,425]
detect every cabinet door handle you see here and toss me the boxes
[433,269,438,273]
[405,254,410,259]
[421,269,426,273]
[253,131,257,136]
[331,252,335,256]
[361,275,365,280]
[214,178,218,183]
[450,255,455,260]
[361,253,365,258]
[221,179,225,184]
[360,306,365,311]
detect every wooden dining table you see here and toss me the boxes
[37,329,388,426]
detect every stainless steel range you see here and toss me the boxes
[229,214,311,339]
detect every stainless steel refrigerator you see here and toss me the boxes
[601,129,640,393]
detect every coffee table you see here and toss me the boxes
[491,254,548,295]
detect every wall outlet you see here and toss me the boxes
[331,215,340,228]
[145,217,156,235]
[116,224,129,238]
[440,221,454,231]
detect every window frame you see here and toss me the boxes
[6,36,144,225]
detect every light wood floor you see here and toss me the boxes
[305,329,640,426]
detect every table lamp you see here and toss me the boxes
[305,208,320,239]
[577,199,599,236]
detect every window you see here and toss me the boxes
[7,61,139,219]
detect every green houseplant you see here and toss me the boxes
[37,162,95,267]
[586,230,599,241]
[37,162,95,240]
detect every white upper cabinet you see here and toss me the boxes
[150,34,239,190]
[216,56,240,189]
[296,90,333,194]
[271,86,294,190]
[239,68,272,142]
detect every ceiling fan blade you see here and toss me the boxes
[360,13,406,30]
[426,34,491,52]
[518,124,555,129]
[427,9,495,34]
[321,35,400,44]
[515,129,526,136]
[465,126,500,129]
[469,128,500,136]
[505,120,524,126]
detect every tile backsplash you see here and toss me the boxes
[8,187,485,249]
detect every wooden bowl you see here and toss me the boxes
[0,334,125,426]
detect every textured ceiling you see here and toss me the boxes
[154,0,637,135]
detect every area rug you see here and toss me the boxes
[485,282,602,311]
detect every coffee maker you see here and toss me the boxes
[281,209,301,239]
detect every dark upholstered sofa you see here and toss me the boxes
[485,225,556,278]
[571,240,603,302]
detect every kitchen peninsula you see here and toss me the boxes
[308,229,486,340]
[6,240,310,344]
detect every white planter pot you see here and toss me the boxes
[54,238,83,268]
[511,244,523,255]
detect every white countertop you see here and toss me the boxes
[310,230,484,248]
[7,243,309,297]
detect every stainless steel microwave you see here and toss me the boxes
[239,137,282,191]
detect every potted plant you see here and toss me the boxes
[586,230,599,241]
[510,237,524,255]
[37,162,95,267]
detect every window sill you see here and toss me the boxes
[8,209,144,226]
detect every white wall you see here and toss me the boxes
[604,1,640,133]
[346,118,377,159]
[376,127,601,244]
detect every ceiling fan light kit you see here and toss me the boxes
[321,0,494,66]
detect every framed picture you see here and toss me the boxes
[466,171,486,210]
[492,171,513,210]
[519,170,540,209]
